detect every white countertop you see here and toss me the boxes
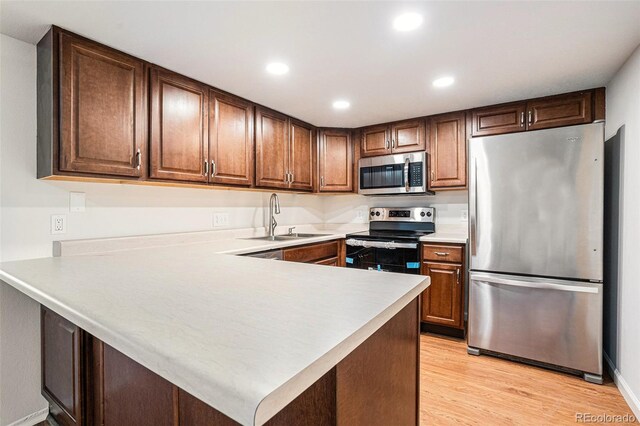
[0,236,428,425]
[419,223,468,244]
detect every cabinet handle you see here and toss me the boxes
[392,139,395,148]
[431,170,435,182]
[135,149,141,170]
[520,112,524,127]
[385,140,390,150]
[211,160,216,177]
[321,176,325,187]
[528,110,532,126]
[434,252,449,256]
[457,268,461,285]
[290,172,294,183]
[204,160,209,176]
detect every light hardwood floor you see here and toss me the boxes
[420,333,636,425]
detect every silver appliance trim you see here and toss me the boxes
[469,272,599,293]
[345,239,417,250]
[358,151,431,195]
[369,207,434,223]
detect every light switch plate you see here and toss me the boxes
[70,192,86,212]
[51,215,67,234]
[213,212,230,228]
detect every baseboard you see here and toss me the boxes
[604,352,640,419]
[5,406,49,426]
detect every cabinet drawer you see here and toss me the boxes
[422,244,463,263]
[315,256,339,266]
[283,240,340,263]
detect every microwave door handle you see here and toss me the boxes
[404,158,410,192]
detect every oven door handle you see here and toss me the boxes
[346,239,417,250]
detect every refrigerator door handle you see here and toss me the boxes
[470,273,600,294]
[469,158,478,256]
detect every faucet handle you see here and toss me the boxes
[287,227,296,235]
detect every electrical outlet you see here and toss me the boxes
[51,215,67,234]
[213,212,230,228]
[461,210,469,222]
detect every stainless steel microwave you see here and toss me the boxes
[358,151,432,195]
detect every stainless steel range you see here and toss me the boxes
[345,207,435,274]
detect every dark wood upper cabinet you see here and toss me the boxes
[421,262,464,329]
[471,90,599,137]
[149,67,209,183]
[390,119,426,153]
[41,306,85,426]
[57,30,146,178]
[470,102,526,137]
[255,106,290,189]
[289,119,315,191]
[428,112,466,189]
[255,107,315,191]
[360,125,390,157]
[318,129,353,192]
[527,91,592,131]
[209,91,254,186]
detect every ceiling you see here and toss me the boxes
[2,1,640,128]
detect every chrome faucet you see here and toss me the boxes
[268,193,281,238]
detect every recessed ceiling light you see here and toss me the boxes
[432,76,455,88]
[266,62,289,75]
[332,100,350,110]
[393,12,423,32]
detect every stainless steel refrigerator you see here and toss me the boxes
[467,122,604,383]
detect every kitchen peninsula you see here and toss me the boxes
[0,233,428,426]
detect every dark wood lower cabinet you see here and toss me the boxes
[41,306,86,426]
[420,243,466,331]
[283,239,346,267]
[91,342,178,425]
[41,298,419,426]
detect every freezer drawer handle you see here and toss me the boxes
[470,273,599,294]
[345,239,417,250]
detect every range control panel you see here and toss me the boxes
[369,207,435,223]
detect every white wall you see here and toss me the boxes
[323,191,468,226]
[0,34,324,425]
[604,43,640,417]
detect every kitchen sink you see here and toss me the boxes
[243,233,330,241]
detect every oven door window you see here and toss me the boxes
[346,245,420,274]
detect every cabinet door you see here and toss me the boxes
[526,91,592,131]
[255,107,289,189]
[421,262,463,328]
[209,91,254,186]
[470,102,526,137]
[319,129,353,192]
[59,33,146,177]
[360,125,390,157]
[289,119,315,191]
[42,306,85,426]
[390,119,425,153]
[90,340,178,425]
[150,68,209,182]
[428,112,467,189]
